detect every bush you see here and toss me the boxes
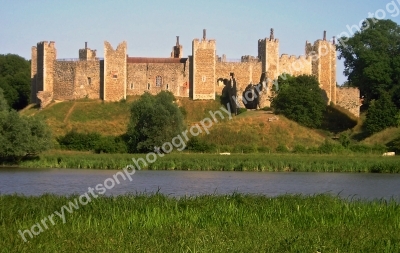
[276,144,289,153]
[271,74,326,128]
[58,131,128,153]
[292,145,307,153]
[364,92,398,135]
[186,137,216,153]
[237,108,247,115]
[318,140,344,154]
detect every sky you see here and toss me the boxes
[1,0,399,85]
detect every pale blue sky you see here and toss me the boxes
[1,0,399,84]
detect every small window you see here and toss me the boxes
[147,83,150,90]
[202,76,206,82]
[156,76,162,87]
[130,83,134,89]
[87,77,91,85]
[166,84,169,90]
[111,70,118,79]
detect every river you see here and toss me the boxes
[1,167,400,200]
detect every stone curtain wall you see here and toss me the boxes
[126,60,189,97]
[336,87,361,118]
[53,60,101,100]
[215,62,262,95]
[104,41,127,101]
[192,39,216,100]
[279,55,312,77]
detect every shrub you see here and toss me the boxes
[186,137,216,153]
[276,144,289,153]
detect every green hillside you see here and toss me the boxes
[21,97,327,150]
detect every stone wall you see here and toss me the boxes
[279,55,312,77]
[215,62,262,95]
[104,41,127,101]
[126,59,189,98]
[307,39,336,104]
[31,46,37,103]
[53,60,101,100]
[258,37,279,82]
[336,87,360,118]
[192,39,216,100]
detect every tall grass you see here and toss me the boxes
[1,194,400,252]
[14,152,400,173]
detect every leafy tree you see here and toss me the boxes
[0,54,31,110]
[271,75,326,128]
[0,88,52,161]
[364,91,399,135]
[126,91,185,153]
[336,19,400,102]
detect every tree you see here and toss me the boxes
[126,91,185,153]
[0,54,31,110]
[271,74,326,128]
[364,91,399,135]
[0,88,52,161]
[336,19,400,102]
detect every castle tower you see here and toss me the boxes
[79,42,97,61]
[103,41,127,101]
[306,31,337,104]
[192,29,216,100]
[31,46,38,103]
[258,28,280,83]
[31,41,56,105]
[171,36,183,58]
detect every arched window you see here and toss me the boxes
[130,83,134,89]
[156,76,162,87]
[147,83,150,90]
[166,84,169,90]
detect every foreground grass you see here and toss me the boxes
[13,151,400,173]
[1,194,400,252]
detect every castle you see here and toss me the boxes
[30,29,360,117]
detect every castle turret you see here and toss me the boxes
[104,41,127,101]
[306,31,337,104]
[258,28,280,83]
[32,41,56,107]
[171,36,183,58]
[191,29,216,100]
[79,42,97,61]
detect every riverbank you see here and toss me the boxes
[1,194,399,252]
[6,151,400,173]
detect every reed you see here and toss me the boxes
[14,152,400,173]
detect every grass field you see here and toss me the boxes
[20,96,328,150]
[13,151,400,173]
[1,194,400,252]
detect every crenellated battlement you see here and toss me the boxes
[29,28,359,118]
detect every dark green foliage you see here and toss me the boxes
[57,130,128,153]
[276,144,289,153]
[126,91,185,153]
[0,88,52,161]
[338,133,351,148]
[186,137,216,153]
[318,140,345,154]
[271,75,326,128]
[237,107,247,115]
[0,54,31,110]
[386,136,400,154]
[364,92,399,135]
[337,19,400,102]
[58,130,102,151]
